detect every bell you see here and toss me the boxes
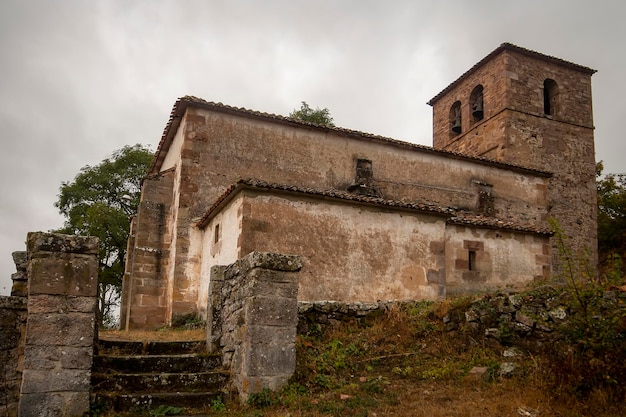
[472,101,484,120]
[451,119,462,134]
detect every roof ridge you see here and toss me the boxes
[149,96,552,177]
[428,42,596,106]
[196,178,551,236]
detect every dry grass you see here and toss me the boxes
[99,301,625,417]
[98,328,205,342]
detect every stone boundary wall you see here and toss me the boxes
[297,287,626,345]
[17,232,99,417]
[0,296,27,416]
[207,252,302,401]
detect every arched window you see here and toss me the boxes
[470,85,484,123]
[449,101,462,136]
[543,79,559,116]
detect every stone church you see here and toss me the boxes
[120,43,597,330]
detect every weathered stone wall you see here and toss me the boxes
[18,232,99,417]
[10,251,28,297]
[156,105,549,323]
[430,47,597,261]
[207,252,302,401]
[195,187,552,315]
[0,296,27,417]
[121,168,175,329]
[444,225,551,296]
[199,189,447,309]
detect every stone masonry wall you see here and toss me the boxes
[19,232,99,417]
[207,252,302,401]
[430,47,596,263]
[161,106,549,324]
[121,169,174,329]
[0,296,27,417]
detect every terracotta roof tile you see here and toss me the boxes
[448,212,552,236]
[428,42,596,106]
[196,178,551,236]
[149,96,551,178]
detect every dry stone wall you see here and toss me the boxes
[0,296,27,417]
[207,252,302,401]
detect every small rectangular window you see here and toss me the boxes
[214,224,220,243]
[468,250,477,271]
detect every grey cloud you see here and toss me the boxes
[1,0,625,293]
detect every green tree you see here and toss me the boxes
[596,161,626,276]
[289,101,335,126]
[55,144,153,327]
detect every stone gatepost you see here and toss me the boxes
[19,232,99,417]
[208,252,302,401]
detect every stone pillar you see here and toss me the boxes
[206,265,225,354]
[10,251,28,297]
[0,296,27,417]
[209,252,302,401]
[19,232,99,417]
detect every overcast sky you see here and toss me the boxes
[1,0,624,294]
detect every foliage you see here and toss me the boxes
[289,101,335,126]
[211,396,227,412]
[597,161,626,276]
[546,219,626,400]
[55,144,153,327]
[247,388,276,408]
[148,405,183,416]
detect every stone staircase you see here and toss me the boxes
[91,337,229,413]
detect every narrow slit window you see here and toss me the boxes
[468,250,477,271]
[543,79,559,116]
[214,224,220,243]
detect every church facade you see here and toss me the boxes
[120,43,597,329]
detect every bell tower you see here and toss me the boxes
[428,43,597,261]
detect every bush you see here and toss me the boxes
[545,220,626,400]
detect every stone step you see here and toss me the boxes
[92,370,229,393]
[93,353,222,374]
[93,391,223,412]
[97,339,207,355]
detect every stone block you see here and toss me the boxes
[244,296,298,327]
[241,342,296,377]
[247,268,299,284]
[25,312,96,347]
[27,232,98,255]
[28,255,98,297]
[239,375,291,399]
[23,345,93,370]
[225,252,303,281]
[244,325,296,345]
[28,295,97,314]
[19,391,90,417]
[20,368,91,394]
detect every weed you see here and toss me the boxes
[212,396,226,412]
[247,388,275,408]
[544,219,626,400]
[170,313,204,329]
[148,405,183,416]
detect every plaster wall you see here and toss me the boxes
[202,189,448,304]
[165,109,548,317]
[161,118,187,171]
[444,224,550,295]
[196,197,243,318]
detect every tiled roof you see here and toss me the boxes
[428,42,596,106]
[148,95,551,177]
[196,178,552,236]
[448,212,553,236]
